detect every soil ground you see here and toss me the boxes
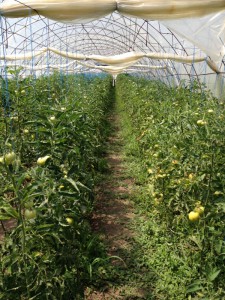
[85,113,150,300]
[0,219,16,241]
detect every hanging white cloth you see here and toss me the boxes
[1,0,225,22]
[0,47,221,74]
[0,48,47,61]
[1,1,225,62]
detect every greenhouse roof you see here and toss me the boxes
[0,1,224,97]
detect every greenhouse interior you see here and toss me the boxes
[0,1,225,299]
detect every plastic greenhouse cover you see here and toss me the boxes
[132,64,167,69]
[1,1,225,64]
[117,0,225,19]
[49,48,220,73]
[77,62,130,75]
[163,12,225,62]
[0,47,220,73]
[48,47,206,64]
[1,61,169,77]
[48,47,144,67]
[2,62,167,73]
[0,48,47,60]
[1,61,79,70]
[1,0,225,21]
[75,60,168,75]
[0,0,116,23]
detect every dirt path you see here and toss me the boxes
[0,219,16,241]
[85,114,148,300]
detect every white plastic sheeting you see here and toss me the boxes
[48,47,144,67]
[118,0,225,20]
[163,12,225,62]
[0,48,47,60]
[0,47,221,73]
[75,60,168,75]
[1,62,167,74]
[40,48,222,73]
[1,1,225,63]
[1,0,225,22]
[1,61,79,70]
[0,0,116,23]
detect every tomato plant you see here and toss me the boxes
[0,72,114,299]
[116,74,225,299]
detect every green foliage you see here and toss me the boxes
[0,73,114,299]
[116,74,225,299]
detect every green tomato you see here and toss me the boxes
[4,152,16,165]
[24,201,34,209]
[24,209,36,219]
[194,206,205,215]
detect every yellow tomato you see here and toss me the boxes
[37,155,50,166]
[214,191,223,196]
[194,206,205,215]
[66,217,74,225]
[147,168,154,174]
[197,120,207,126]
[188,211,200,222]
[188,173,194,180]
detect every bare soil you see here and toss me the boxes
[0,219,17,242]
[85,115,148,299]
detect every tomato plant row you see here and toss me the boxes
[116,74,225,299]
[0,72,113,299]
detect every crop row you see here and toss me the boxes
[116,74,225,299]
[0,72,113,299]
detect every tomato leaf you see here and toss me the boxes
[0,213,11,221]
[207,269,221,282]
[1,204,19,219]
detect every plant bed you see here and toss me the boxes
[0,72,114,299]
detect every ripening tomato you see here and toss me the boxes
[66,217,74,225]
[24,209,37,219]
[194,206,205,215]
[4,152,16,165]
[197,120,207,126]
[188,211,200,221]
[37,155,50,166]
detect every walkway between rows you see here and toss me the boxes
[85,112,149,300]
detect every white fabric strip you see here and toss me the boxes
[1,0,225,21]
[0,0,116,23]
[0,48,47,61]
[0,47,220,73]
